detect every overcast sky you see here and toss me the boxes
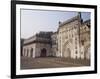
[21,9,90,39]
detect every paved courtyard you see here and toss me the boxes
[21,57,90,69]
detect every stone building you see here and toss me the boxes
[22,32,53,58]
[22,13,90,60]
[57,13,90,59]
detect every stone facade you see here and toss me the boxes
[57,13,90,59]
[22,13,90,60]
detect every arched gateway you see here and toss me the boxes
[40,48,47,57]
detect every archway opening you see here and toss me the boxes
[40,48,47,57]
[67,48,71,58]
[84,46,90,59]
[30,48,33,57]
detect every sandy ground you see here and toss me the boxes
[20,56,90,69]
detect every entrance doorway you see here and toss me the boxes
[84,46,90,59]
[67,48,71,58]
[40,48,47,57]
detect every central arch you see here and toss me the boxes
[40,48,47,57]
[63,39,72,58]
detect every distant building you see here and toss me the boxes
[22,13,90,60]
